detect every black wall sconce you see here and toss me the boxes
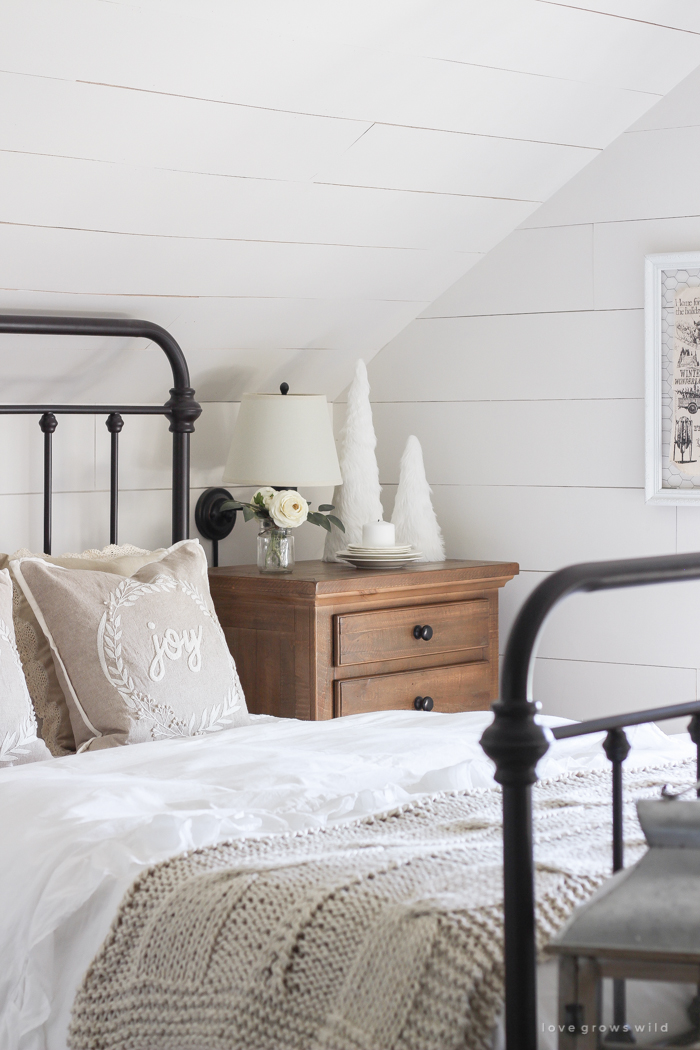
[194,487,236,567]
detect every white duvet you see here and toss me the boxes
[0,709,695,1050]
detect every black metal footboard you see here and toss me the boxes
[481,552,700,1050]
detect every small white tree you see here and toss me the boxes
[391,435,445,561]
[324,360,384,561]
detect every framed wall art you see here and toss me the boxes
[645,251,700,504]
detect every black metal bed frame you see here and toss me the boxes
[481,552,700,1050]
[0,315,201,549]
[5,314,699,1046]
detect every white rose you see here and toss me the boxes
[268,490,308,528]
[254,486,276,509]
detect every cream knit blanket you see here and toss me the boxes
[69,759,694,1050]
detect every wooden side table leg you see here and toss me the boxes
[557,956,601,1050]
[578,957,602,1050]
[558,955,579,1050]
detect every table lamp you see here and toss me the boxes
[195,384,342,565]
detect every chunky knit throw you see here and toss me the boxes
[69,759,694,1050]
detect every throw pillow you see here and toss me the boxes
[1,544,168,756]
[0,568,52,766]
[11,540,249,752]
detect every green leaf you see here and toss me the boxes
[308,511,331,532]
[318,504,335,512]
[220,500,245,512]
[327,515,345,532]
[242,506,257,522]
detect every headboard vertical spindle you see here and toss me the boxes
[39,412,57,555]
[106,413,124,545]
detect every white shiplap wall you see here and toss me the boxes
[367,60,700,730]
[2,1,700,562]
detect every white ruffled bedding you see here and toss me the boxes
[0,709,694,1050]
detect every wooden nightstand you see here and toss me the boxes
[209,559,519,720]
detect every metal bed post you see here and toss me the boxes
[481,641,549,1050]
[170,428,191,543]
[602,726,633,1042]
[690,713,700,793]
[481,551,700,1050]
[687,711,700,1047]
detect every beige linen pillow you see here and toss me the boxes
[12,540,249,752]
[0,569,51,766]
[0,544,167,756]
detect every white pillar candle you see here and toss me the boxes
[362,520,395,547]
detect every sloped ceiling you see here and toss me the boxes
[1,0,700,404]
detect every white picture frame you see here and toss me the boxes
[645,251,700,505]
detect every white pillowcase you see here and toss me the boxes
[0,568,51,766]
[1,543,169,756]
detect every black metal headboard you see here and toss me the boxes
[0,316,201,552]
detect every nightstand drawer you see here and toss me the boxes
[334,661,491,717]
[334,599,488,667]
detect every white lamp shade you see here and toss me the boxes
[223,393,342,488]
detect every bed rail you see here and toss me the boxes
[481,551,700,1050]
[0,316,201,548]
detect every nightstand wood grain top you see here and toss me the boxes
[209,558,519,598]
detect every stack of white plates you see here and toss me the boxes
[336,544,424,569]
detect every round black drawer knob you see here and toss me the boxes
[413,624,434,641]
[414,695,434,711]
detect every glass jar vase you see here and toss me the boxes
[257,523,294,574]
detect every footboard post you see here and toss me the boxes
[603,728,630,875]
[602,727,633,1043]
[482,698,549,1050]
[690,714,700,794]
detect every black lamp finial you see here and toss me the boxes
[280,382,289,395]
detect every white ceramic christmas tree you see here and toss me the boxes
[391,435,445,561]
[323,360,384,561]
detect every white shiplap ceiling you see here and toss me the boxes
[1,0,700,403]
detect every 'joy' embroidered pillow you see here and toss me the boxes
[0,543,169,757]
[11,540,249,752]
[0,569,51,766]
